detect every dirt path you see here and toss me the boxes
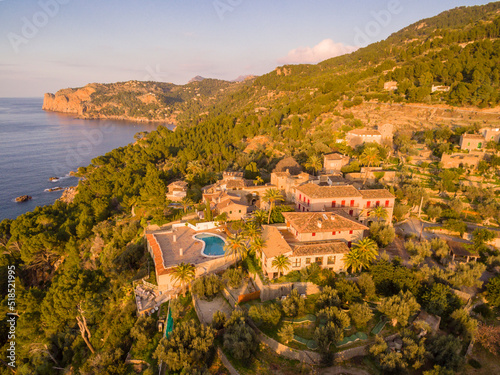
[321,366,372,375]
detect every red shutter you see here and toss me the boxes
[385,200,389,207]
[350,200,354,207]
[367,201,371,208]
[332,201,336,208]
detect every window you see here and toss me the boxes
[305,258,311,265]
[315,257,323,265]
[292,258,301,267]
[332,201,336,208]
[312,232,316,236]
[376,201,380,207]
[327,256,336,265]
[385,200,389,207]
[348,241,352,248]
[229,211,232,214]
[299,194,302,201]
[468,142,471,146]
[349,230,353,234]
[350,200,355,207]
[239,210,241,213]
[332,231,336,235]
[341,200,346,207]
[366,201,371,208]
[349,210,354,216]
[307,199,310,205]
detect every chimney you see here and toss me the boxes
[317,220,322,228]
[179,248,183,257]
[173,234,177,243]
[331,214,335,221]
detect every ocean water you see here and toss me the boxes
[0,98,168,221]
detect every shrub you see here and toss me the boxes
[191,274,222,300]
[316,286,340,309]
[278,324,294,344]
[369,222,395,247]
[248,304,281,328]
[223,309,258,363]
[349,303,374,329]
[222,268,244,289]
[212,311,226,330]
[281,289,305,318]
[357,273,376,300]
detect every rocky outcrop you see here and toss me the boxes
[42,84,98,115]
[15,195,32,203]
[59,187,78,204]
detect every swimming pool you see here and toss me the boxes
[194,233,226,257]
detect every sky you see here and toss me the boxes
[0,0,494,97]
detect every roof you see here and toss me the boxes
[223,171,244,178]
[447,240,479,258]
[296,183,361,199]
[461,133,485,140]
[359,189,395,199]
[168,180,188,189]
[348,129,381,136]
[292,241,349,256]
[261,226,293,258]
[324,153,348,161]
[282,212,368,233]
[226,179,250,189]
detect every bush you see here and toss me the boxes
[472,303,492,319]
[369,222,395,247]
[248,304,281,328]
[281,289,306,318]
[212,311,226,330]
[191,274,222,300]
[223,309,258,363]
[278,324,294,344]
[316,286,341,309]
[223,268,244,289]
[335,279,361,305]
[357,273,376,300]
[349,303,374,329]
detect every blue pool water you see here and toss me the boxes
[195,233,226,257]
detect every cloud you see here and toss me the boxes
[278,39,358,65]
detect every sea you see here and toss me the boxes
[0,98,171,221]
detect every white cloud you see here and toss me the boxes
[278,39,358,65]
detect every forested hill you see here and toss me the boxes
[2,2,500,374]
[44,2,500,127]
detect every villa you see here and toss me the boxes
[295,183,395,225]
[481,127,500,143]
[259,211,368,278]
[460,133,485,151]
[323,152,350,173]
[346,129,382,147]
[146,223,233,293]
[166,180,188,201]
[203,191,250,221]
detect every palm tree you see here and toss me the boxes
[250,237,266,259]
[305,154,323,176]
[180,197,194,213]
[352,238,379,271]
[253,176,264,186]
[253,210,268,226]
[371,206,388,223]
[224,233,248,261]
[243,221,261,242]
[262,188,284,224]
[344,248,363,273]
[359,147,381,185]
[272,254,291,278]
[171,262,195,296]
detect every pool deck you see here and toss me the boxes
[152,227,228,269]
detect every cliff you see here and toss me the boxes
[42,79,241,124]
[42,84,97,115]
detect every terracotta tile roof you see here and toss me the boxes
[348,129,381,136]
[359,189,395,199]
[168,180,188,189]
[282,212,368,233]
[296,183,361,198]
[324,153,348,160]
[226,179,250,189]
[462,133,485,140]
[146,234,172,276]
[292,241,350,256]
[261,226,293,258]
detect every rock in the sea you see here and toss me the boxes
[49,177,59,182]
[16,195,32,203]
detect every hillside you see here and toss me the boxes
[43,78,244,124]
[44,2,500,131]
